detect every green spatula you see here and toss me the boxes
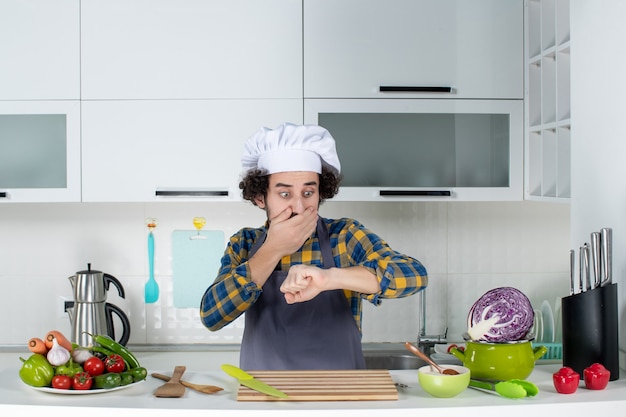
[469,378,539,399]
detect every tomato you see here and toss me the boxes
[553,366,580,394]
[105,354,126,373]
[83,356,105,376]
[583,363,610,390]
[51,375,72,390]
[72,371,93,390]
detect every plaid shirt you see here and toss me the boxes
[200,217,428,334]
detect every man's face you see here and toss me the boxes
[254,171,320,219]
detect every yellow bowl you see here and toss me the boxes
[417,365,471,398]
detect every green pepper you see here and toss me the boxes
[19,354,54,387]
[119,372,134,386]
[55,362,83,377]
[128,366,147,382]
[93,372,122,389]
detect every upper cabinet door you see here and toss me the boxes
[304,0,523,99]
[0,0,80,100]
[81,99,302,202]
[81,0,302,100]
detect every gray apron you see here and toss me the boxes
[240,218,365,370]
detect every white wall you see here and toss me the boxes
[570,0,626,357]
[0,200,569,346]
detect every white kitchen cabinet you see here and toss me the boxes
[81,0,302,100]
[525,0,571,201]
[81,100,302,202]
[0,0,80,100]
[304,0,523,99]
[305,99,524,201]
[0,101,81,202]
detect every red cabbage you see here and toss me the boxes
[466,287,534,343]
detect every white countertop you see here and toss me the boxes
[2,349,625,417]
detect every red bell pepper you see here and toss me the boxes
[553,366,580,394]
[583,363,610,390]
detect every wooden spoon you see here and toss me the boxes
[153,365,187,397]
[404,341,460,375]
[151,372,223,394]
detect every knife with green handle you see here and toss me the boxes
[221,364,288,398]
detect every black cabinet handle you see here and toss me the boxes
[155,190,229,197]
[0,192,6,198]
[379,190,451,197]
[379,86,452,93]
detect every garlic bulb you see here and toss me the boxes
[71,347,94,364]
[47,338,71,366]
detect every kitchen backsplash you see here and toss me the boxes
[0,201,570,346]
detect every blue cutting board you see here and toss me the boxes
[171,230,225,308]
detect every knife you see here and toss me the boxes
[600,228,612,286]
[590,232,601,289]
[569,249,575,295]
[583,243,591,291]
[221,364,288,398]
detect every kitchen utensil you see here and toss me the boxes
[230,369,397,401]
[469,378,538,399]
[144,218,159,303]
[578,245,585,293]
[562,283,620,381]
[569,249,575,295]
[417,365,470,398]
[404,341,459,375]
[171,229,224,308]
[601,227,612,286]
[583,243,591,291]
[151,373,223,394]
[65,263,131,347]
[449,341,547,381]
[221,364,288,399]
[154,366,186,398]
[590,232,601,288]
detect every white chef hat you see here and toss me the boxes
[241,123,341,176]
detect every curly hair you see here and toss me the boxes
[239,167,342,206]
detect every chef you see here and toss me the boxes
[200,123,428,370]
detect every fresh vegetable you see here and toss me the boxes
[18,354,55,387]
[51,375,72,390]
[128,366,148,382]
[46,338,71,366]
[119,372,134,386]
[71,347,94,364]
[72,371,93,390]
[105,354,126,373]
[83,356,105,376]
[27,337,49,355]
[55,361,83,377]
[44,330,73,352]
[583,363,610,390]
[89,345,116,358]
[553,366,580,394]
[94,373,122,389]
[466,287,534,342]
[87,333,141,369]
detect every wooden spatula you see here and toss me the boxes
[154,365,186,397]
[151,372,223,394]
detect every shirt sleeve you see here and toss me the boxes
[199,229,262,331]
[334,219,428,305]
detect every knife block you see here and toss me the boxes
[561,283,619,381]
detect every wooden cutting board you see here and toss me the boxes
[236,370,398,401]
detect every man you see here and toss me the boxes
[200,123,428,370]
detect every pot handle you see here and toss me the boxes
[105,303,131,346]
[532,345,548,361]
[449,347,466,361]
